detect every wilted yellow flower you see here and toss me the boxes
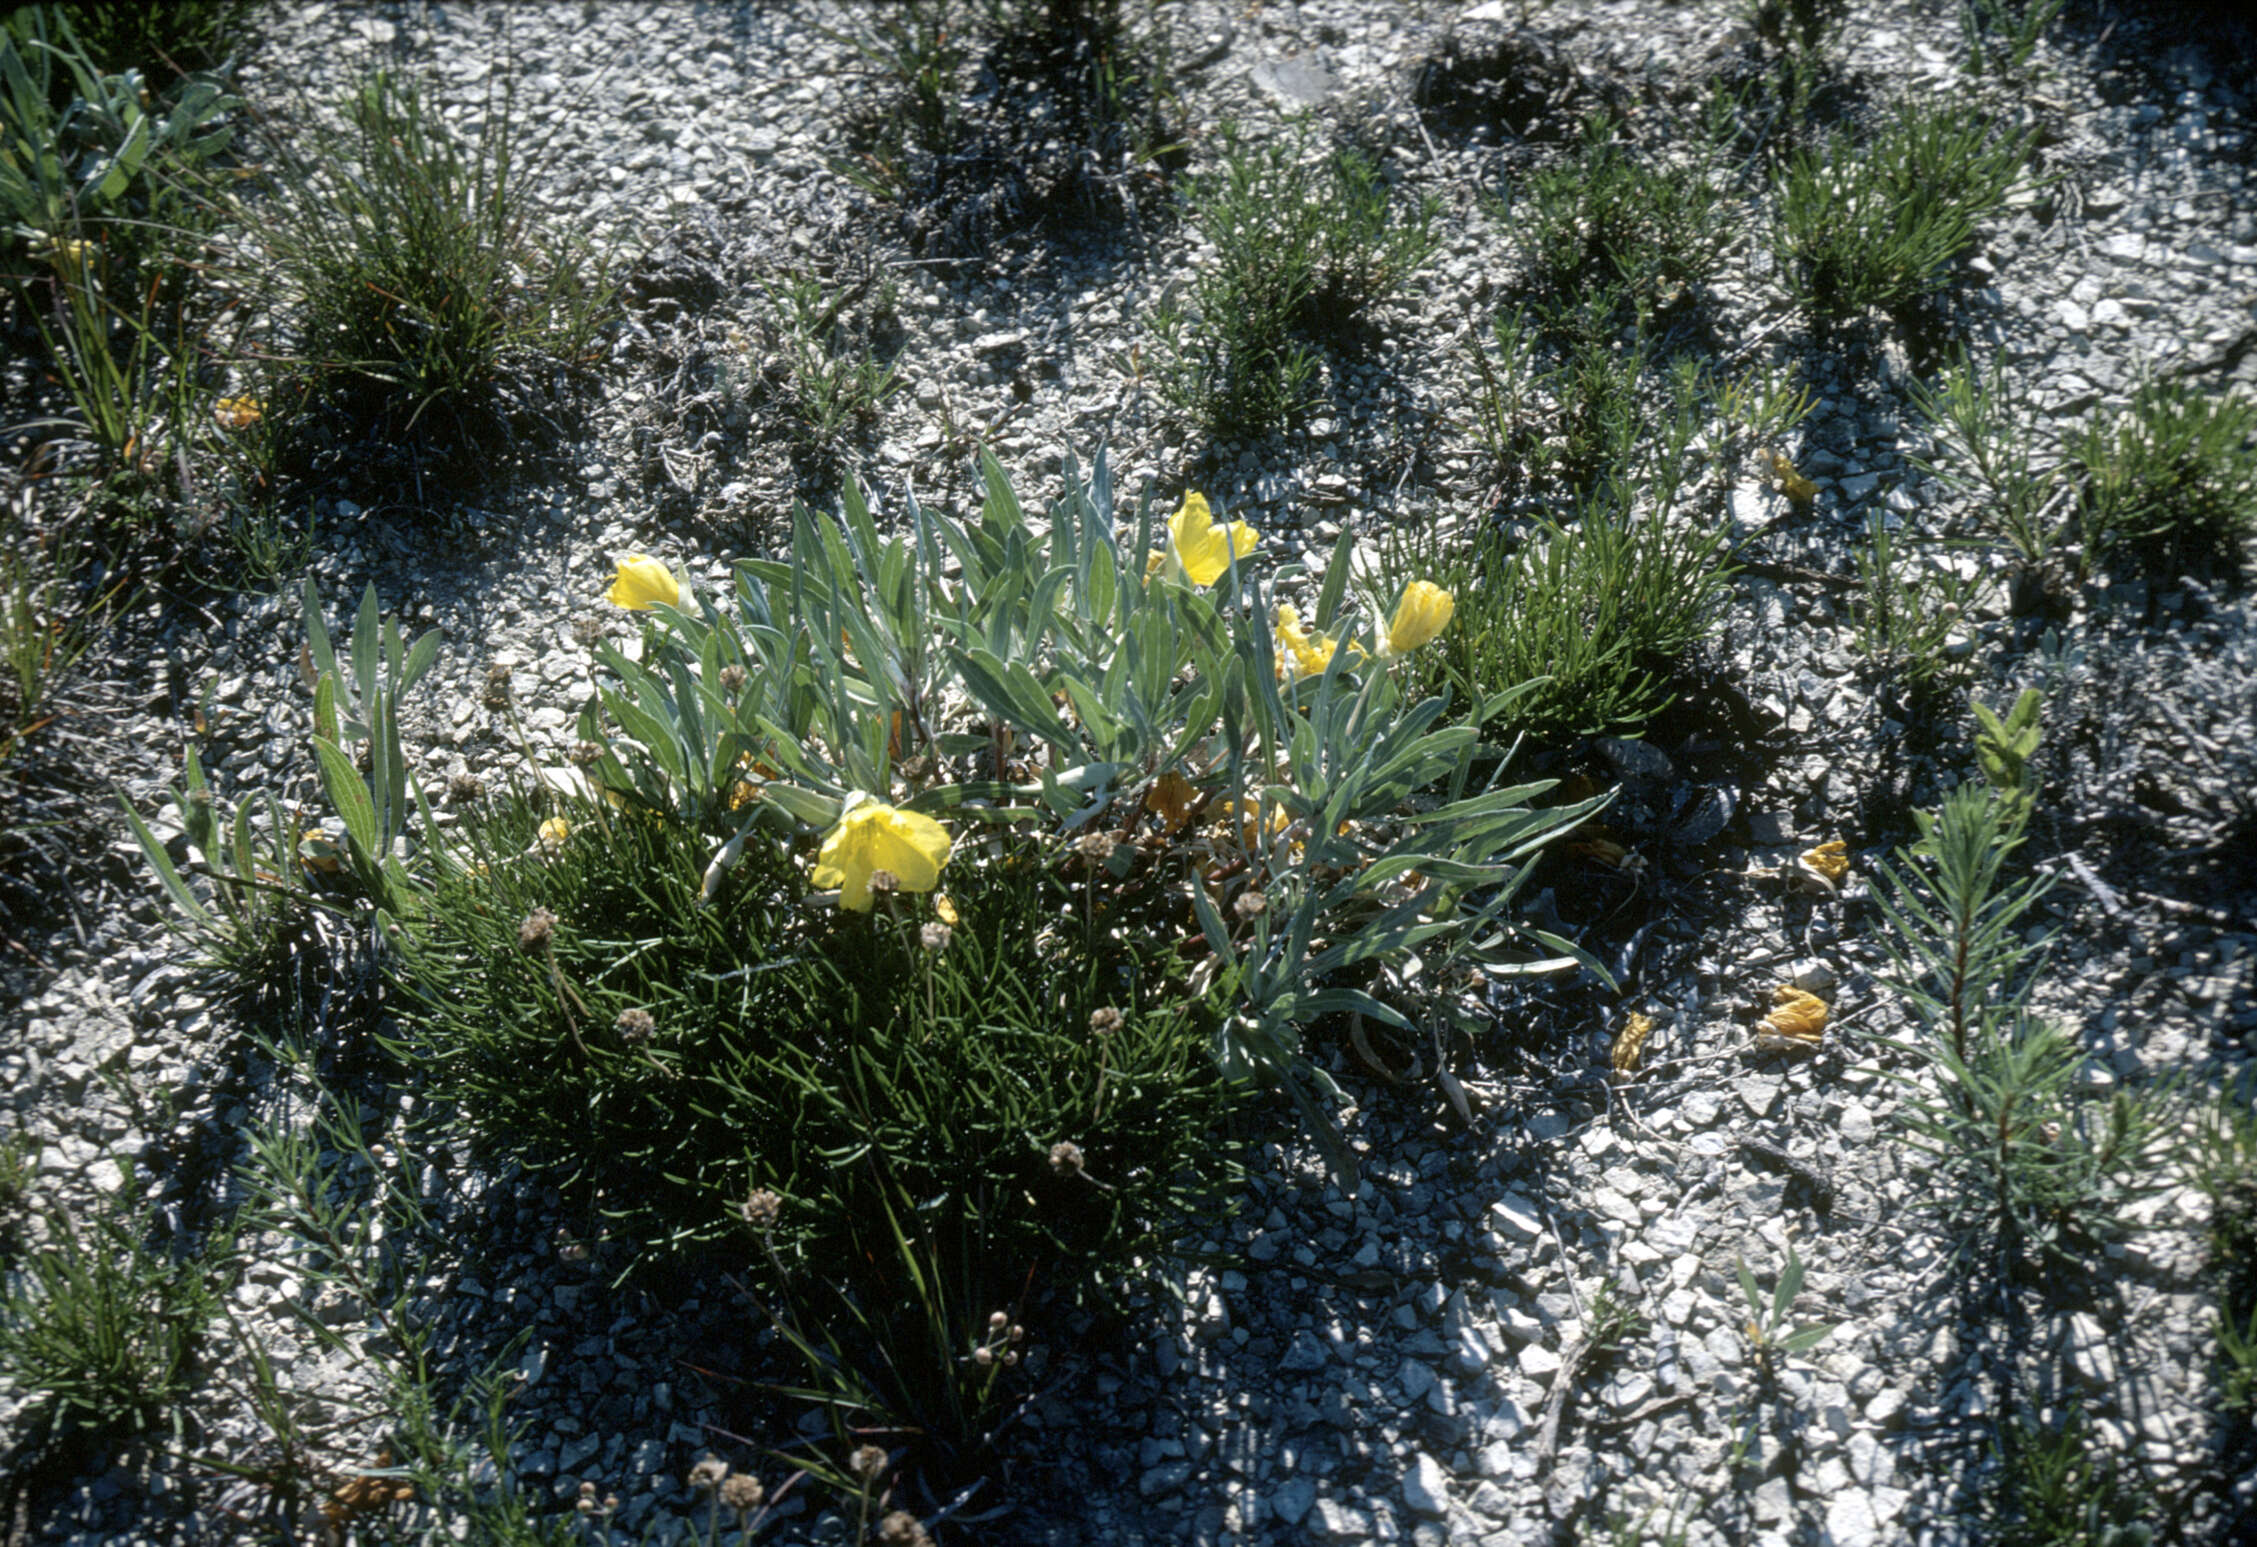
[1768,449,1819,503]
[1146,769,1200,833]
[538,816,572,852]
[298,830,344,874]
[1383,581,1454,658]
[933,893,960,927]
[1210,796,1291,853]
[1796,840,1850,892]
[1149,493,1257,588]
[213,396,263,430]
[728,779,761,811]
[1756,985,1827,1050]
[812,800,952,911]
[1611,1012,1655,1078]
[1273,603,1341,681]
[606,554,680,611]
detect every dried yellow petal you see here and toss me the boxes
[1612,1012,1655,1078]
[1146,769,1200,834]
[1794,840,1850,893]
[1756,986,1827,1051]
[1768,449,1818,503]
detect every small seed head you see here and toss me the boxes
[849,1444,888,1482]
[687,1457,728,1493]
[572,613,608,648]
[482,661,513,708]
[449,771,484,804]
[877,1511,933,1547]
[569,739,608,766]
[1234,889,1268,920]
[718,664,748,693]
[739,1188,782,1230]
[517,906,557,951]
[1048,1141,1084,1177]
[719,1472,764,1512]
[1089,1006,1124,1036]
[614,1008,655,1044]
[973,1345,994,1366]
[1074,830,1119,863]
[868,868,900,893]
[920,921,953,951]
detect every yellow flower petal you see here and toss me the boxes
[1796,840,1850,891]
[1612,1012,1655,1077]
[1160,494,1259,587]
[1769,449,1819,503]
[1384,581,1454,657]
[606,554,680,611]
[814,800,952,911]
[1274,603,1340,681]
[538,816,571,852]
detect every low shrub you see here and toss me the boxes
[134,449,1600,1487]
[1873,703,2181,1275]
[1386,499,1735,744]
[0,1203,216,1444]
[1771,98,2026,326]
[1152,121,1438,437]
[2068,379,2257,584]
[1511,114,1731,326]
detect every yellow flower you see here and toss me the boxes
[1273,603,1341,681]
[1611,1012,1655,1078]
[1768,449,1818,503]
[1149,493,1257,588]
[811,799,952,911]
[1383,581,1454,658]
[934,893,960,927]
[538,816,571,852]
[606,554,680,611]
[213,395,263,430]
[1795,840,1850,893]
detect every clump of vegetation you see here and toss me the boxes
[1873,699,2181,1276]
[250,68,616,462]
[1511,114,1731,327]
[1151,121,1438,438]
[834,0,1180,250]
[2068,380,2257,584]
[1771,98,2027,328]
[1387,498,1735,744]
[1850,511,1981,699]
[131,451,1600,1491]
[0,1203,217,1444]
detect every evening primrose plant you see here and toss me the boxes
[573,448,1603,1169]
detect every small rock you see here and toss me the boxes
[1140,1461,1193,1498]
[1839,1102,1875,1144]
[1281,1330,1331,1373]
[1403,1454,1451,1518]
[1491,1193,1543,1242]
[1272,1477,1316,1526]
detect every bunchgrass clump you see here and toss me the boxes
[1511,114,1731,326]
[30,0,260,78]
[2068,380,2257,584]
[0,1203,216,1444]
[1386,500,1735,744]
[1771,98,2027,327]
[1911,352,2073,602]
[250,68,615,460]
[761,268,902,449]
[1152,122,1438,437]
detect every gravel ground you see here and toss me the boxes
[4,1,2256,1543]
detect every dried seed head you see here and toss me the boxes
[569,739,608,766]
[718,664,748,693]
[1048,1141,1084,1177]
[517,907,557,951]
[614,1008,655,1044]
[920,921,953,951]
[687,1457,728,1493]
[1074,830,1119,863]
[449,771,484,804]
[482,661,514,708]
[1089,1006,1124,1036]
[849,1444,888,1482]
[1233,889,1268,920]
[719,1472,764,1513]
[868,868,900,894]
[739,1188,782,1230]
[877,1511,932,1547]
[572,613,608,648]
